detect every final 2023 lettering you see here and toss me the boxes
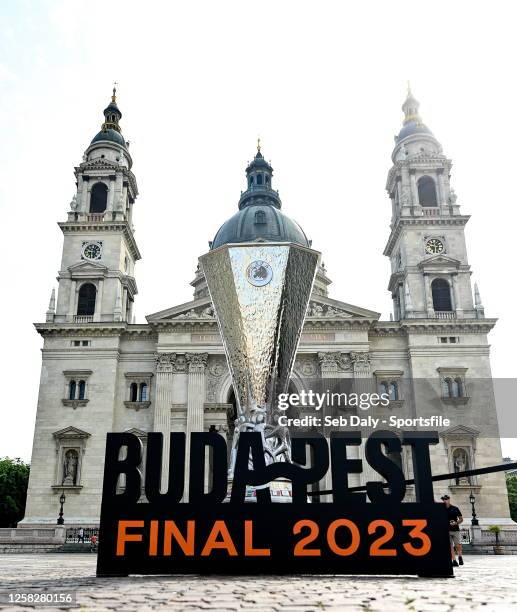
[115,517,432,558]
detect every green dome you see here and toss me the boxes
[91,128,126,147]
[211,203,309,250]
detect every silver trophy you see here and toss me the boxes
[200,242,319,501]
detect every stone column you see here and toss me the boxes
[437,169,446,207]
[93,279,104,322]
[451,274,462,317]
[409,170,418,208]
[154,353,175,492]
[184,353,209,500]
[80,177,88,213]
[67,280,77,322]
[107,176,116,212]
[351,352,378,488]
[423,273,433,317]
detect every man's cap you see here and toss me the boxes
[441,495,450,500]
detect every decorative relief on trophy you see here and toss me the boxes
[246,260,273,287]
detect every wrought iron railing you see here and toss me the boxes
[65,527,99,543]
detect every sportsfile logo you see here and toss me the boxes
[277,390,390,411]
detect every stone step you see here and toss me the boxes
[50,543,97,553]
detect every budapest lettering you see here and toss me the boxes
[96,430,453,577]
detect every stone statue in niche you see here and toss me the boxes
[453,448,470,485]
[63,449,79,485]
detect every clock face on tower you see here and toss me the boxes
[425,238,444,255]
[82,241,102,261]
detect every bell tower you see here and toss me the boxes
[48,87,141,324]
[384,86,483,321]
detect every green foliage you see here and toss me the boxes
[507,475,517,523]
[488,524,501,534]
[0,457,30,527]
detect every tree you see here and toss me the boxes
[0,458,30,527]
[507,474,517,523]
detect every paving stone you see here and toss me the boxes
[1,555,517,611]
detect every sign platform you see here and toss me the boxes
[97,501,453,577]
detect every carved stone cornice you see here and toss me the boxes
[61,399,89,409]
[401,318,497,335]
[186,352,209,373]
[124,401,151,411]
[203,402,232,413]
[58,221,141,261]
[34,322,157,340]
[384,216,470,257]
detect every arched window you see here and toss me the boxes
[443,378,453,398]
[256,174,263,185]
[432,278,453,312]
[78,381,86,400]
[254,210,266,224]
[77,283,97,316]
[451,378,464,398]
[90,182,108,213]
[139,383,148,402]
[418,176,438,207]
[130,383,138,402]
[389,382,399,401]
[68,380,76,400]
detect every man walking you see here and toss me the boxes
[441,494,464,566]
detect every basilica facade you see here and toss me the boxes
[22,88,512,527]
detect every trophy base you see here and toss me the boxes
[225,479,292,503]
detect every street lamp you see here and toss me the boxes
[57,491,66,525]
[469,490,479,526]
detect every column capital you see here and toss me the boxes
[350,351,371,374]
[186,352,209,373]
[318,351,352,374]
[155,352,176,373]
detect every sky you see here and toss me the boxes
[0,0,516,461]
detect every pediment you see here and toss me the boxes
[147,294,379,323]
[53,426,91,439]
[440,425,480,438]
[306,296,380,320]
[68,260,108,274]
[146,297,215,322]
[81,158,119,171]
[418,254,461,270]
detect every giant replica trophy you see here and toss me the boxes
[200,241,319,501]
